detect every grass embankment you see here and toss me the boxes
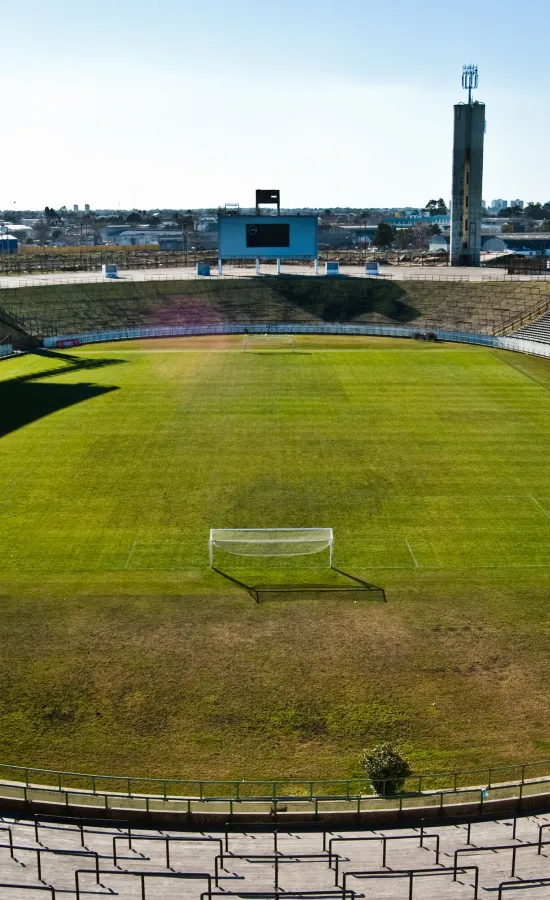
[1,337,550,782]
[2,277,550,338]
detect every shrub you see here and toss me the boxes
[361,743,412,796]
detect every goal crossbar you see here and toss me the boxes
[209,527,333,566]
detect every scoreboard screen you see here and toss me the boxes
[246,223,290,248]
[218,215,317,259]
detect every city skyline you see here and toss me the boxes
[3,0,548,210]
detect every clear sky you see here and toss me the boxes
[3,0,548,210]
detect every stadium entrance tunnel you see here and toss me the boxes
[212,566,387,603]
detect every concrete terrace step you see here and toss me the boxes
[1,812,550,899]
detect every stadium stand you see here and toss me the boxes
[1,811,550,897]
[0,302,34,348]
[2,277,550,339]
[509,311,550,345]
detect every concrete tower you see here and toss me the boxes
[450,66,485,266]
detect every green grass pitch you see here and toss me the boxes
[1,334,550,781]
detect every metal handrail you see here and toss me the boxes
[0,757,548,801]
[2,270,550,291]
[499,294,550,335]
[1,768,550,815]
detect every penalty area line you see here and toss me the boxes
[125,540,138,569]
[530,495,550,519]
[405,539,419,569]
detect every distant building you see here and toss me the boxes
[196,216,218,232]
[84,204,90,214]
[99,225,131,243]
[499,234,550,256]
[0,233,18,254]
[510,199,524,210]
[430,234,507,254]
[158,231,185,251]
[386,215,450,227]
[73,204,79,213]
[429,234,449,252]
[117,230,159,246]
[481,236,507,252]
[490,199,507,211]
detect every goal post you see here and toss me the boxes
[243,334,295,352]
[209,527,334,567]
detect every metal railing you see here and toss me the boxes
[41,322,550,361]
[1,758,550,816]
[2,269,550,291]
[499,293,550,335]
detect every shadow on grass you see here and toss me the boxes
[0,349,123,438]
[0,381,118,438]
[213,565,387,603]
[12,349,126,385]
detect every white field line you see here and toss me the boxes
[124,540,138,569]
[530,495,550,519]
[405,539,419,569]
[364,562,550,571]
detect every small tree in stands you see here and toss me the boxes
[362,743,412,796]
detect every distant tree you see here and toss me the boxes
[362,743,412,796]
[372,222,393,249]
[395,228,412,249]
[173,211,194,230]
[423,198,448,216]
[33,220,51,246]
[524,203,545,220]
[44,206,60,223]
[410,223,430,249]
[126,212,142,224]
[429,224,442,235]
[498,206,523,218]
[501,223,514,233]
[540,220,550,233]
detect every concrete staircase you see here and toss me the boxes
[509,312,550,345]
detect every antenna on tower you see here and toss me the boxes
[462,64,478,104]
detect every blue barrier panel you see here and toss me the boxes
[41,324,550,361]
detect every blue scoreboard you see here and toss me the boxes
[218,215,318,260]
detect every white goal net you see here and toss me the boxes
[243,334,295,352]
[209,528,333,566]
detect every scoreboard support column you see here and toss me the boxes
[255,258,260,275]
[277,258,281,275]
[314,258,319,275]
[218,258,223,275]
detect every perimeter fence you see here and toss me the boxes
[0,343,13,358]
[42,322,550,360]
[4,270,550,290]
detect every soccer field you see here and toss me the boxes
[1,335,550,780]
